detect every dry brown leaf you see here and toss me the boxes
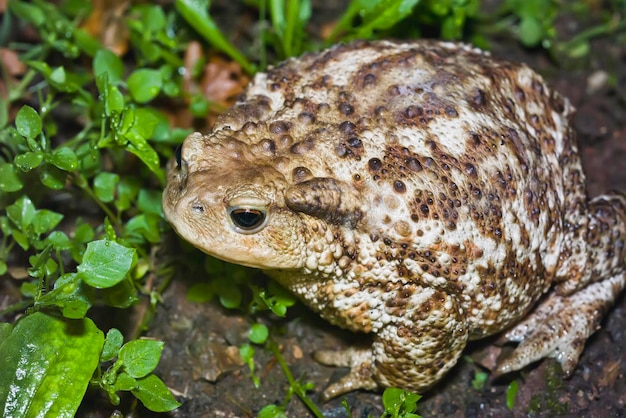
[0,48,27,76]
[81,0,130,56]
[180,44,250,128]
[0,0,7,13]
[200,54,249,107]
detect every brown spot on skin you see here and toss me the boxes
[292,166,313,183]
[369,158,383,172]
[445,107,458,117]
[269,120,292,135]
[339,102,354,116]
[406,158,423,172]
[348,137,362,148]
[339,121,357,134]
[393,180,407,193]
[259,139,276,154]
[290,138,316,155]
[298,112,316,124]
[468,88,487,109]
[362,73,376,87]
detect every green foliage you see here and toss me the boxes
[327,0,480,44]
[94,332,181,412]
[0,312,104,417]
[1,0,186,413]
[381,388,422,418]
[506,379,519,410]
[175,0,256,74]
[471,370,489,390]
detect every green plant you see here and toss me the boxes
[1,0,187,414]
[381,388,422,418]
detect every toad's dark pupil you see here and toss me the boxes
[230,209,265,230]
[175,145,182,168]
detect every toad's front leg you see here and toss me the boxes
[315,290,468,400]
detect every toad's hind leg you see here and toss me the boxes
[497,193,626,376]
[315,290,469,400]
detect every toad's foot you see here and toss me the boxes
[314,347,379,401]
[496,272,625,376]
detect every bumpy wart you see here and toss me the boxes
[163,39,626,399]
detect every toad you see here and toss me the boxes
[163,40,626,399]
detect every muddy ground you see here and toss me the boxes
[79,1,626,417]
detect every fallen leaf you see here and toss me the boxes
[0,48,27,76]
[201,54,248,107]
[81,0,130,56]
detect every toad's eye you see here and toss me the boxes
[228,207,268,233]
[175,145,182,168]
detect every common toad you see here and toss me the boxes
[163,40,626,399]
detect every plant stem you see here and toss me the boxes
[268,339,325,418]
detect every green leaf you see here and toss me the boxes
[132,374,181,412]
[175,0,255,74]
[94,49,124,84]
[46,231,72,250]
[115,177,140,211]
[9,1,45,26]
[73,28,101,56]
[137,189,163,216]
[471,371,488,390]
[101,328,124,362]
[94,172,120,203]
[39,165,67,190]
[186,283,214,303]
[0,323,12,343]
[32,209,63,234]
[114,371,138,391]
[124,134,164,182]
[382,387,422,416]
[107,84,126,116]
[127,69,163,103]
[35,273,94,319]
[519,16,543,46]
[125,213,161,244]
[100,278,139,308]
[218,285,242,309]
[119,339,164,378]
[331,0,419,41]
[14,151,44,171]
[0,163,24,192]
[49,147,78,171]
[130,107,159,139]
[0,312,104,418]
[249,323,269,345]
[258,404,287,418]
[506,380,519,410]
[78,240,136,288]
[6,195,36,231]
[15,105,42,139]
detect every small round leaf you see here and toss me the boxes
[94,49,124,84]
[78,240,135,288]
[248,323,269,345]
[15,105,42,139]
[127,69,162,103]
[49,147,78,171]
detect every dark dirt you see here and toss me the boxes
[88,1,626,417]
[146,3,626,418]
